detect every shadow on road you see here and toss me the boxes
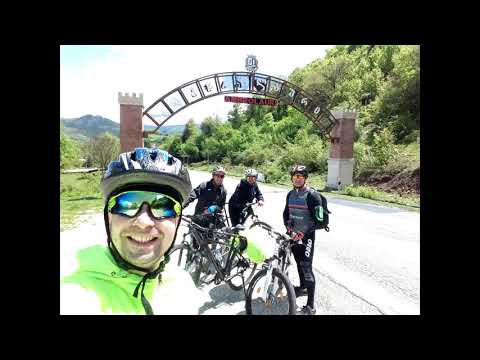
[197,283,246,315]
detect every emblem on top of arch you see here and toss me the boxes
[245,55,258,73]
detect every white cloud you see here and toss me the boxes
[60,45,334,125]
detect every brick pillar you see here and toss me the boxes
[118,92,144,153]
[327,111,357,190]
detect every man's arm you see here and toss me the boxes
[218,187,227,211]
[255,184,264,202]
[283,191,290,228]
[183,183,203,208]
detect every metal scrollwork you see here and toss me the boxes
[143,71,337,137]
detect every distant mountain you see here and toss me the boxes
[152,124,187,135]
[61,115,120,140]
[60,115,187,141]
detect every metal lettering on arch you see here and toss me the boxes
[143,71,338,137]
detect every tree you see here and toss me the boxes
[273,109,309,145]
[60,124,81,169]
[272,103,288,121]
[365,45,420,142]
[203,137,222,162]
[227,104,245,129]
[302,54,353,109]
[181,119,198,143]
[179,141,200,162]
[144,133,164,148]
[244,102,270,126]
[288,67,305,87]
[166,134,183,157]
[85,132,120,170]
[200,115,222,136]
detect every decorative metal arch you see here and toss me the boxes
[143,71,338,137]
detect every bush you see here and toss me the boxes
[343,184,379,199]
[60,183,74,194]
[84,133,120,170]
[238,141,281,167]
[261,162,289,184]
[179,141,200,162]
[341,183,419,207]
[401,129,420,144]
[279,133,329,174]
[371,127,398,167]
[60,125,83,169]
[353,142,371,177]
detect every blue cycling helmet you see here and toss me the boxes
[101,147,192,203]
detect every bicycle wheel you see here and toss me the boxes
[249,221,273,231]
[168,244,203,286]
[226,256,257,291]
[245,268,296,315]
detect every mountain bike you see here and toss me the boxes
[245,221,298,315]
[168,214,257,291]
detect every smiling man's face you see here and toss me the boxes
[108,203,178,271]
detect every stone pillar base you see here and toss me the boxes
[327,158,354,190]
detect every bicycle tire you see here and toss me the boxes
[168,244,202,286]
[226,260,257,291]
[213,239,257,291]
[249,221,273,231]
[245,268,296,315]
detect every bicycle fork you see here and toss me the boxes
[261,260,281,306]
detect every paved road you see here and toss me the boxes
[60,169,420,315]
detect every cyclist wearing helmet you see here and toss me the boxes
[283,164,323,315]
[60,148,204,315]
[183,165,227,229]
[228,168,264,226]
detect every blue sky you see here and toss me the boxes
[61,45,114,67]
[60,45,334,125]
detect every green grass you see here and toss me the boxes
[323,189,420,212]
[336,184,419,210]
[60,171,104,231]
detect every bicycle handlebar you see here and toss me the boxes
[181,214,242,237]
[266,227,298,245]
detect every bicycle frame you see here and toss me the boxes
[240,201,260,225]
[181,215,250,285]
[257,229,295,303]
[224,201,260,227]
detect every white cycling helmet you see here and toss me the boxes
[212,165,226,176]
[245,168,258,178]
